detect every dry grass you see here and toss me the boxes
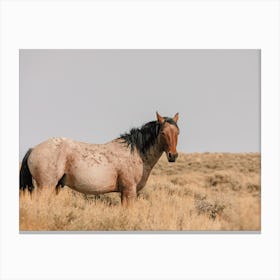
[19,152,261,231]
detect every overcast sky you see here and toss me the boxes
[19,49,260,159]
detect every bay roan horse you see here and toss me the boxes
[20,112,180,207]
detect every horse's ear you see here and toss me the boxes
[173,112,179,123]
[156,112,164,124]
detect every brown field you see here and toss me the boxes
[19,152,261,231]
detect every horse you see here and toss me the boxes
[20,112,180,207]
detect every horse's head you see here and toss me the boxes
[156,112,180,162]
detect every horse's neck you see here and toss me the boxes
[142,142,164,169]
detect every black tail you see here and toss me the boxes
[20,149,34,193]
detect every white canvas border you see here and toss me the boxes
[0,1,279,279]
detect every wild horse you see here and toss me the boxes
[20,112,180,207]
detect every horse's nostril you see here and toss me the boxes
[168,152,177,158]
[167,152,177,162]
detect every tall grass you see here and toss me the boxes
[20,153,261,231]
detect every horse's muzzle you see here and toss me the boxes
[168,152,178,162]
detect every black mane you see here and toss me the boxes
[119,117,178,155]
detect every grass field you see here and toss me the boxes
[19,152,261,231]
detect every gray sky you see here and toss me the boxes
[20,49,260,159]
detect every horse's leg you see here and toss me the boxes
[121,186,136,208]
[35,176,64,195]
[33,184,51,196]
[55,185,62,195]
[121,193,128,207]
[32,169,66,195]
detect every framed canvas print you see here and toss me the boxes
[1,0,279,280]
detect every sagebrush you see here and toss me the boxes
[20,153,261,231]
